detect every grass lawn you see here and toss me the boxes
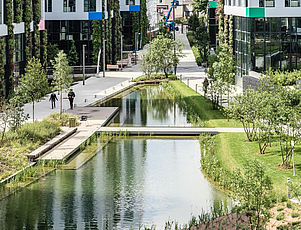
[0,120,61,181]
[215,132,301,197]
[169,81,242,128]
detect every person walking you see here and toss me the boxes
[203,77,209,96]
[68,89,75,110]
[49,92,58,109]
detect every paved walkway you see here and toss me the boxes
[175,33,243,103]
[24,59,142,121]
[27,32,242,163]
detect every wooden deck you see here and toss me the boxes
[38,107,119,162]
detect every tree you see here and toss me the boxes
[47,43,59,66]
[225,89,261,142]
[68,40,78,66]
[51,51,73,114]
[0,100,10,144]
[233,160,272,229]
[0,95,28,141]
[17,57,49,122]
[157,20,172,39]
[274,86,301,167]
[192,0,208,14]
[141,35,184,78]
[140,45,154,77]
[187,14,201,33]
[194,18,209,62]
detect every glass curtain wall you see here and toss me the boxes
[84,0,96,12]
[234,16,301,76]
[63,0,76,12]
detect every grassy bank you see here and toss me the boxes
[0,120,61,181]
[0,113,79,182]
[215,132,301,197]
[168,81,241,128]
[170,81,300,196]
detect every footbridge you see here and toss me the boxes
[97,126,245,136]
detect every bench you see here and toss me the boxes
[107,64,120,71]
[27,127,77,160]
[117,60,129,68]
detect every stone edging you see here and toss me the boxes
[27,127,78,160]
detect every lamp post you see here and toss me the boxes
[134,32,139,65]
[96,48,101,77]
[172,1,176,75]
[121,35,123,70]
[103,39,106,78]
[292,140,295,176]
[82,44,86,85]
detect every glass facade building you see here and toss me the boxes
[234,16,301,77]
[223,0,301,78]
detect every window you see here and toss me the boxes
[14,34,24,63]
[265,0,275,7]
[126,0,135,5]
[259,0,274,7]
[63,0,76,12]
[45,0,52,12]
[285,0,300,7]
[84,0,96,12]
[80,21,90,40]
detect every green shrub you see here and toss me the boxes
[192,46,203,66]
[134,73,178,82]
[276,213,285,221]
[277,207,284,212]
[44,112,79,126]
[286,202,292,209]
[14,121,61,144]
[267,69,301,86]
[187,32,196,46]
[208,54,218,68]
[291,212,299,218]
[281,196,288,202]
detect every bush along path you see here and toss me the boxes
[0,113,79,198]
[158,80,301,229]
[162,81,242,128]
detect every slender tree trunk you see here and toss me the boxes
[32,100,35,122]
[60,89,63,115]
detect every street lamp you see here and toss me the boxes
[172,1,176,75]
[134,32,140,65]
[96,48,101,77]
[121,35,124,70]
[103,39,106,78]
[82,44,86,85]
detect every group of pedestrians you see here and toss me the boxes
[49,89,76,110]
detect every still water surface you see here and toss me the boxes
[96,85,192,127]
[0,138,228,229]
[0,85,229,229]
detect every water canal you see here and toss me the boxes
[0,85,229,229]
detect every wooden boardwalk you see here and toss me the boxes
[39,107,118,162]
[97,126,245,136]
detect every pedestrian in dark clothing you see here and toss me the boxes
[49,93,58,109]
[68,89,75,110]
[203,77,209,96]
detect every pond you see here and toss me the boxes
[95,85,192,127]
[0,85,229,229]
[0,138,229,229]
